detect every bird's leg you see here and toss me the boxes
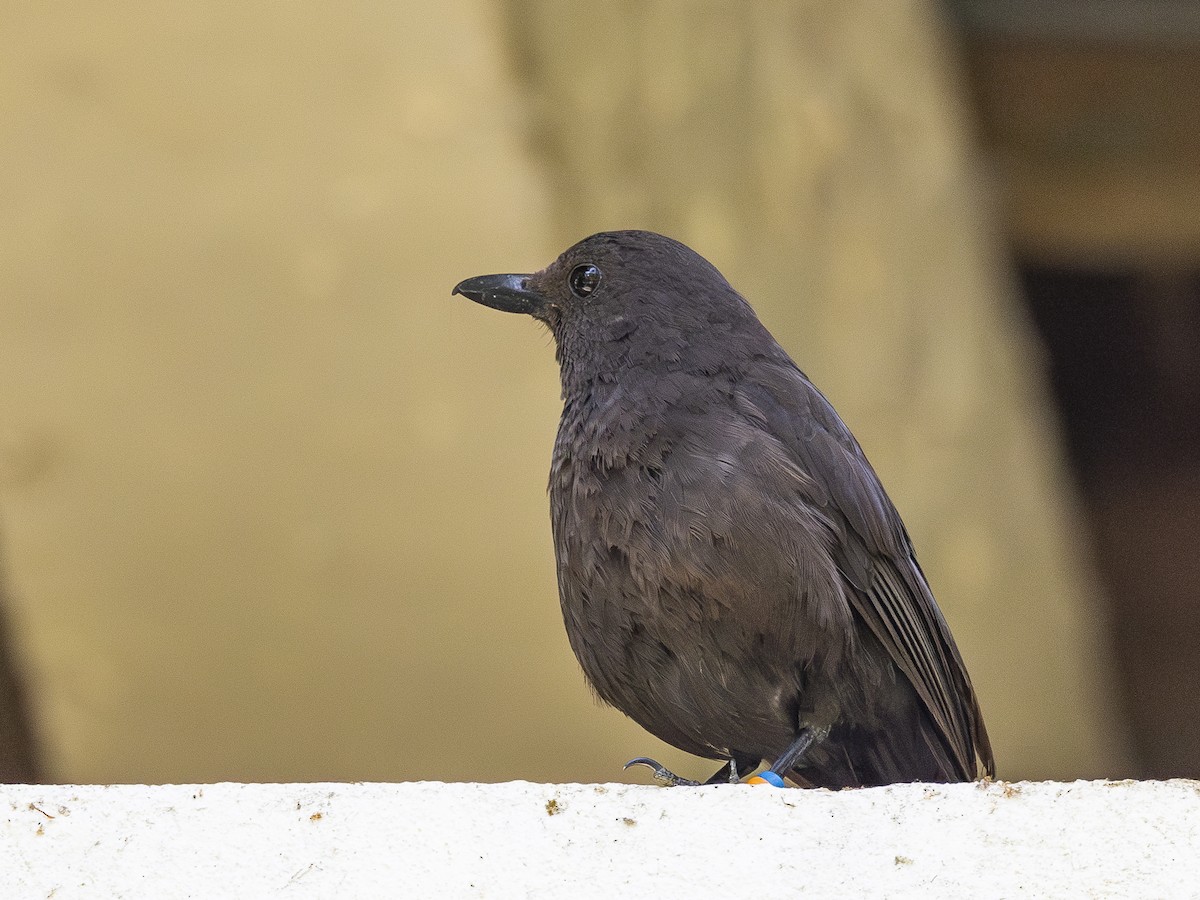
[741,727,826,787]
[767,726,826,776]
[705,759,743,784]
[628,731,827,787]
[623,757,744,787]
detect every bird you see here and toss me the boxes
[452,230,994,788]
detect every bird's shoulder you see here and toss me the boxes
[728,362,909,559]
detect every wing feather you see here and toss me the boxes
[737,367,995,779]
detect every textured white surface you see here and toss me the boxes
[2,779,1198,898]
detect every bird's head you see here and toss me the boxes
[454,230,771,391]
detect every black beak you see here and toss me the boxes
[452,273,544,316]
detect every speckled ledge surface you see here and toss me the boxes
[3,779,1197,898]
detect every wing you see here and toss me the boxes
[735,364,995,780]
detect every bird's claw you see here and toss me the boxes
[623,757,701,787]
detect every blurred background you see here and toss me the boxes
[0,0,1195,785]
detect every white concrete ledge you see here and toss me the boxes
[2,779,1197,897]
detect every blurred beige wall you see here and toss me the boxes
[0,1,1128,783]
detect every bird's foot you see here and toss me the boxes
[628,727,827,788]
[623,757,701,787]
[624,756,786,787]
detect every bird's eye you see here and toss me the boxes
[568,263,602,298]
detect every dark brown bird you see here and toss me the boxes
[453,231,994,788]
